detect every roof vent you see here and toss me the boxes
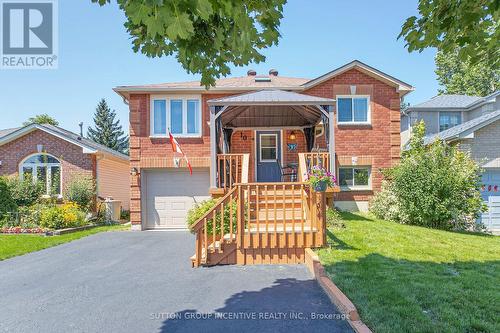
[269,69,278,76]
[247,69,257,76]
[255,76,271,82]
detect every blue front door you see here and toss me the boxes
[256,131,281,182]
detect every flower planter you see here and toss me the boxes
[314,180,328,192]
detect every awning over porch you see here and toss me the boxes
[208,90,335,128]
[207,90,337,187]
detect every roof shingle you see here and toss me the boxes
[410,94,483,109]
[424,109,500,145]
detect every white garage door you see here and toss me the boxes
[143,169,210,229]
[480,169,500,232]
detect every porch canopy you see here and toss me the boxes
[207,89,335,128]
[207,90,336,187]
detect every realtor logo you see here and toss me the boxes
[1,0,58,69]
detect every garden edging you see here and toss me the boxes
[305,248,372,333]
[45,224,98,236]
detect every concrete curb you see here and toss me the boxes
[305,248,372,333]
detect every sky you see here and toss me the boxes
[0,0,439,134]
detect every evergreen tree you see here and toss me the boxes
[87,99,129,154]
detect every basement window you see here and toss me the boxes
[338,167,371,190]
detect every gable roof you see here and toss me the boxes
[301,60,414,95]
[423,109,500,145]
[409,91,500,111]
[0,123,129,161]
[0,127,20,138]
[114,60,413,99]
[207,89,336,106]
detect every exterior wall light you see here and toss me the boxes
[288,131,296,140]
[130,167,138,176]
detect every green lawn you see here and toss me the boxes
[317,213,500,333]
[0,224,128,261]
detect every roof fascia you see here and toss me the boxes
[0,124,98,154]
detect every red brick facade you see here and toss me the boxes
[0,129,96,191]
[128,68,401,227]
[304,68,401,202]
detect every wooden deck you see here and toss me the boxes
[191,152,333,267]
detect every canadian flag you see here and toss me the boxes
[169,131,192,175]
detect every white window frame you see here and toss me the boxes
[150,95,202,138]
[259,133,279,163]
[336,95,371,125]
[19,153,63,197]
[338,166,371,191]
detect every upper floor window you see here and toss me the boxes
[337,96,370,124]
[20,153,61,196]
[151,96,201,137]
[439,112,461,132]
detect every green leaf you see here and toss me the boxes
[166,12,194,40]
[195,0,213,20]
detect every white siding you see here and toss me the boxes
[97,157,130,210]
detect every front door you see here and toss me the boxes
[256,131,281,182]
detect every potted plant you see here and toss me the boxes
[307,165,336,192]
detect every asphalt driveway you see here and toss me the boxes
[0,230,353,333]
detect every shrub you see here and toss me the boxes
[120,209,130,221]
[370,121,485,231]
[2,203,46,229]
[326,207,344,229]
[7,177,44,207]
[187,198,238,235]
[39,202,87,230]
[0,177,17,224]
[64,175,96,211]
[369,181,403,223]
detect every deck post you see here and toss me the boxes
[328,106,336,176]
[210,106,217,188]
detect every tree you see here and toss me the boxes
[92,0,286,87]
[87,99,129,154]
[435,49,500,96]
[23,114,59,126]
[370,121,485,231]
[399,0,499,68]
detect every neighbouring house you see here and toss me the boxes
[0,123,130,211]
[115,60,413,233]
[402,91,500,232]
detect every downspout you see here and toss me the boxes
[327,105,335,176]
[209,106,217,188]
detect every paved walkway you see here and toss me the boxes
[0,231,353,333]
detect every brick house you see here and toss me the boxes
[115,60,413,233]
[0,123,130,210]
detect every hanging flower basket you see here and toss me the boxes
[306,166,336,192]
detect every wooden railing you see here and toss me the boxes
[238,182,325,249]
[192,186,238,267]
[192,181,327,267]
[217,153,249,190]
[298,152,331,181]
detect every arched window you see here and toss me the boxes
[20,154,61,195]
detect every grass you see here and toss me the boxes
[0,224,128,261]
[317,212,500,333]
